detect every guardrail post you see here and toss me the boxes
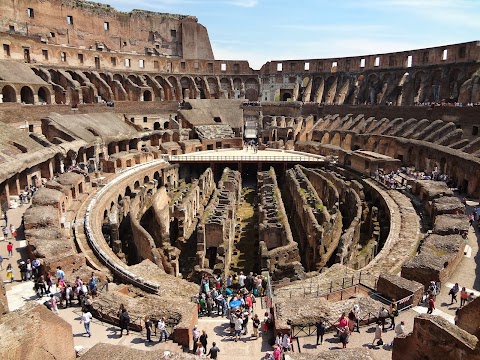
[359,271,362,284]
[342,278,345,288]
[330,281,332,293]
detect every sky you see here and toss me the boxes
[96,0,480,69]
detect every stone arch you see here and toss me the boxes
[163,121,169,130]
[320,132,330,144]
[125,186,132,197]
[331,132,341,146]
[220,78,231,98]
[20,86,34,104]
[282,92,292,101]
[207,77,218,98]
[144,175,150,184]
[1,85,17,102]
[143,90,152,101]
[180,76,193,99]
[245,78,259,101]
[233,78,242,91]
[82,86,95,104]
[447,68,463,102]
[343,133,353,150]
[38,86,51,104]
[172,132,180,142]
[154,122,161,130]
[134,180,140,189]
[323,76,337,104]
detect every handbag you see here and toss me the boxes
[377,339,384,346]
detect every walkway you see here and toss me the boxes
[166,148,326,163]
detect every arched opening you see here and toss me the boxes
[143,90,152,101]
[144,176,150,184]
[134,181,140,189]
[38,87,51,104]
[2,85,17,102]
[125,186,132,197]
[153,122,161,130]
[20,86,34,104]
[164,121,169,130]
[282,92,292,101]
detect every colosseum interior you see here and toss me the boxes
[0,1,479,360]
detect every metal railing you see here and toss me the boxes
[273,272,378,299]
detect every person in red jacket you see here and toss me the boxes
[427,294,435,314]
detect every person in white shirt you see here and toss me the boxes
[391,321,405,346]
[238,271,246,288]
[80,309,93,337]
[158,317,168,342]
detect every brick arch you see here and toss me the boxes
[20,86,35,104]
[1,84,17,102]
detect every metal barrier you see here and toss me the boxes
[273,272,378,299]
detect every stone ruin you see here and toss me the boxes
[195,167,242,274]
[0,0,478,359]
[258,167,303,280]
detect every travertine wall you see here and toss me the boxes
[393,314,480,360]
[0,304,76,360]
[0,0,213,59]
[457,297,480,338]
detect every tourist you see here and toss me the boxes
[200,329,208,354]
[7,241,13,258]
[50,294,59,315]
[315,319,326,345]
[6,263,13,282]
[144,315,153,342]
[2,226,8,239]
[238,271,246,288]
[25,259,32,280]
[192,325,200,353]
[0,254,3,270]
[195,342,204,356]
[389,300,398,329]
[427,294,435,314]
[234,312,243,342]
[460,287,468,307]
[80,308,93,337]
[207,341,220,359]
[10,224,16,238]
[18,261,27,281]
[275,332,282,347]
[371,321,383,347]
[391,320,405,346]
[242,310,249,335]
[339,326,350,348]
[378,306,389,331]
[337,312,348,333]
[273,344,282,360]
[119,307,130,337]
[65,283,73,307]
[158,317,168,342]
[347,309,356,332]
[467,292,476,303]
[449,283,459,304]
[282,332,291,351]
[55,266,65,280]
[36,275,47,297]
[252,313,261,337]
[32,258,41,279]
[264,311,272,332]
[353,303,361,332]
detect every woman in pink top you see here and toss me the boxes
[273,345,282,360]
[338,312,348,328]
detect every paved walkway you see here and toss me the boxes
[168,148,325,163]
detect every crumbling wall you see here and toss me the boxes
[393,314,480,360]
[196,168,241,273]
[258,167,302,279]
[401,234,465,286]
[284,165,342,271]
[457,297,480,338]
[0,304,76,360]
